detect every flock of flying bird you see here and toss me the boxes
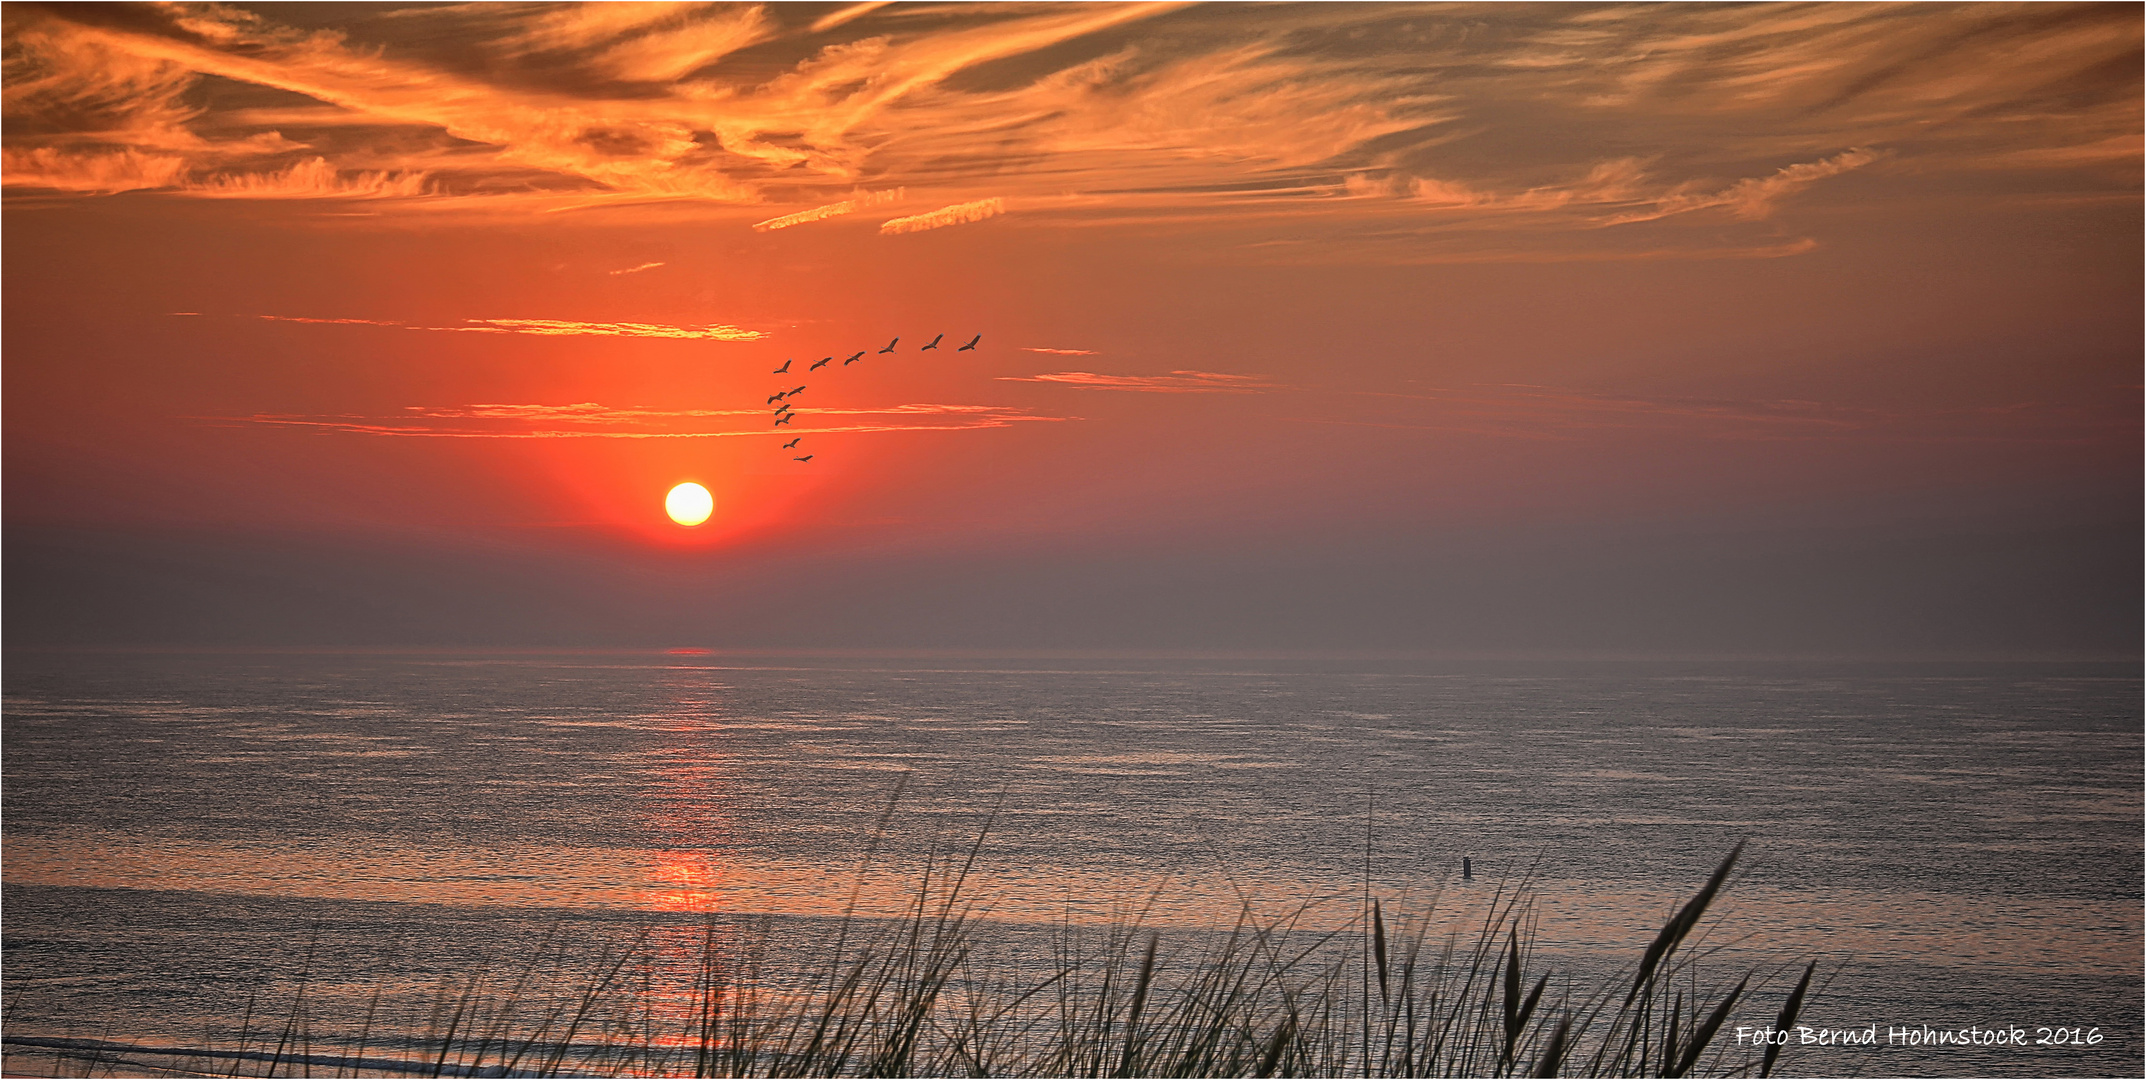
[761,332,982,462]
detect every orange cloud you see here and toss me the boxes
[1002,370,1277,393]
[187,157,430,200]
[491,3,716,56]
[251,314,764,340]
[1,147,189,194]
[880,197,1005,235]
[1712,149,1883,220]
[1022,347,1099,356]
[1398,149,1882,230]
[1597,150,1884,226]
[590,6,773,83]
[255,315,401,327]
[451,318,763,340]
[751,188,903,231]
[608,262,666,275]
[810,2,899,34]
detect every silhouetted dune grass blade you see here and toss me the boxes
[1502,928,1549,1068]
[1668,974,1746,1078]
[1371,899,1389,1004]
[1502,940,1553,1073]
[430,966,488,1078]
[536,933,646,1077]
[1253,1005,1295,1078]
[1596,842,1746,1075]
[1761,962,1817,1079]
[1114,931,1160,1078]
[1630,842,1744,1002]
[462,926,555,1075]
[1532,1014,1573,1078]
[227,979,261,1078]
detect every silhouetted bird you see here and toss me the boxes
[782,437,801,449]
[920,334,943,350]
[879,337,898,353]
[773,403,791,416]
[774,414,793,426]
[773,359,793,374]
[957,334,981,351]
[766,393,782,404]
[843,350,865,365]
[810,357,831,370]
[790,385,806,395]
[794,455,813,463]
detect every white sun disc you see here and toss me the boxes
[665,482,713,526]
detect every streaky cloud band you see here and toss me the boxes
[881,198,1006,235]
[249,314,765,341]
[1000,370,1276,392]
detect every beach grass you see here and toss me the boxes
[0,841,1819,1078]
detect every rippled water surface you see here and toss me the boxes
[4,651,2139,1076]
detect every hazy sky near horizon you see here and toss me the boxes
[5,1,2139,654]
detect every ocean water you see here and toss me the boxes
[3,651,2139,1077]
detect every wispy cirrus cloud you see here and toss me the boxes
[608,262,665,275]
[0,147,191,194]
[248,314,764,341]
[1398,149,1884,227]
[584,5,774,83]
[186,157,429,199]
[213,402,1072,439]
[1022,347,1099,356]
[1002,370,1277,393]
[880,197,1005,235]
[811,2,900,35]
[488,3,718,59]
[454,318,761,340]
[2,4,2133,259]
[751,188,903,232]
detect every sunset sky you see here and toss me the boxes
[5,1,2138,655]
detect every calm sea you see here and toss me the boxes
[3,651,2139,1076]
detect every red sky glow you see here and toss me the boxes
[5,1,2138,656]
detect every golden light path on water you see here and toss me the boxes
[6,832,2137,979]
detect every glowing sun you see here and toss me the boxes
[665,482,713,526]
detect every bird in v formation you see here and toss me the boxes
[760,330,980,463]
